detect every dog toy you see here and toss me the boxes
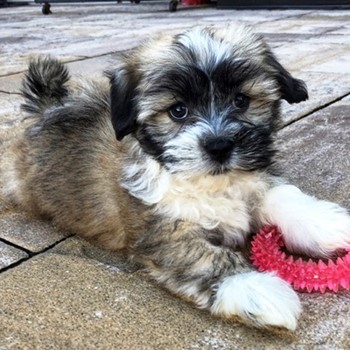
[251,226,350,293]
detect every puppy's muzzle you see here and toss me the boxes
[202,137,234,164]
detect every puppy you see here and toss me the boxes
[1,23,350,331]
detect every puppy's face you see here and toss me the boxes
[109,24,308,176]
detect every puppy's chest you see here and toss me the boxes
[155,176,265,234]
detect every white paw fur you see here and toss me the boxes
[262,185,350,257]
[211,271,301,330]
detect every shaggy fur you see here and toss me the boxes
[1,23,350,331]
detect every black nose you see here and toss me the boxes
[203,137,234,163]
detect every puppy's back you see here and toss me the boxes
[0,58,145,251]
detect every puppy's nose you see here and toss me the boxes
[203,137,234,163]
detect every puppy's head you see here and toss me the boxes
[108,24,308,176]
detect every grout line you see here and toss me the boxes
[0,90,22,96]
[281,92,350,129]
[33,234,74,255]
[256,10,314,26]
[0,255,30,273]
[0,58,85,79]
[0,234,73,273]
[0,51,129,79]
[0,237,33,256]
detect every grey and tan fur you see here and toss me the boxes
[1,23,350,331]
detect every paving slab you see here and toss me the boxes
[0,75,23,95]
[0,241,28,270]
[65,56,115,79]
[0,4,312,76]
[271,41,350,73]
[281,71,350,126]
[256,14,349,35]
[0,92,23,130]
[0,212,71,253]
[278,95,350,209]
[1,237,350,349]
[307,52,350,74]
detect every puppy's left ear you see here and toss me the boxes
[107,65,139,141]
[267,53,308,104]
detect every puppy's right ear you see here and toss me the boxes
[108,66,139,141]
[265,53,308,104]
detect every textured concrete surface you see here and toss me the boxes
[0,92,23,130]
[0,2,350,349]
[279,95,350,209]
[0,241,28,269]
[0,213,70,253]
[1,237,350,350]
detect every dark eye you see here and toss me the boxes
[234,93,250,110]
[168,102,189,121]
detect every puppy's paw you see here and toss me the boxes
[263,185,350,257]
[211,271,301,331]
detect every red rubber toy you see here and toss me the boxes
[251,226,350,293]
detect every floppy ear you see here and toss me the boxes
[108,66,139,141]
[267,53,308,104]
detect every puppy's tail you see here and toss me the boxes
[21,56,70,116]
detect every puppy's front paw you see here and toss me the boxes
[263,185,350,257]
[305,199,350,256]
[211,271,301,331]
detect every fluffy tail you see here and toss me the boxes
[21,56,70,115]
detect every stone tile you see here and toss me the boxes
[302,33,350,45]
[0,74,23,94]
[199,9,312,25]
[244,16,350,76]
[330,26,350,35]
[299,11,350,30]
[0,241,28,270]
[281,72,350,125]
[256,15,349,35]
[277,95,350,209]
[0,92,24,130]
[272,41,350,72]
[262,32,350,57]
[0,53,84,77]
[65,57,115,78]
[0,236,350,349]
[308,53,350,74]
[0,4,312,76]
[0,212,71,253]
[262,32,316,46]
[52,236,140,273]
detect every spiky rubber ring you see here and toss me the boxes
[251,226,350,293]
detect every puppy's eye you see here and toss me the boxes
[234,93,250,110]
[168,102,189,121]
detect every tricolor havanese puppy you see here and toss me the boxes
[1,23,350,331]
